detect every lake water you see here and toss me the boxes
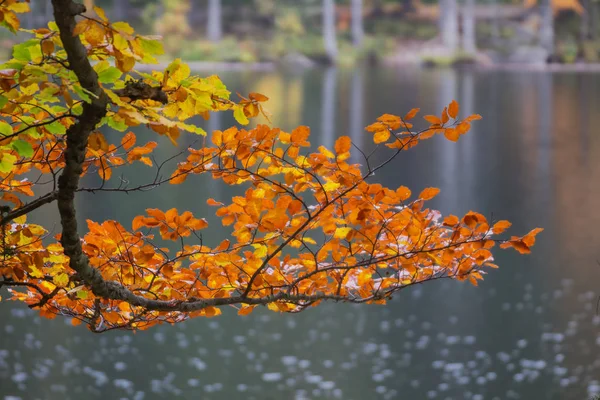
[1,66,600,400]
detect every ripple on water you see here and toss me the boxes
[262,372,282,382]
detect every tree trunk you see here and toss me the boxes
[207,0,223,42]
[462,0,476,54]
[539,0,554,56]
[351,0,364,47]
[591,0,599,40]
[490,0,500,45]
[439,0,459,51]
[323,0,338,62]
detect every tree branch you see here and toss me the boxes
[0,191,58,226]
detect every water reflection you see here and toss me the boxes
[321,67,337,149]
[1,67,600,400]
[349,67,364,165]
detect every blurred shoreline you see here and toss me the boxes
[131,60,600,73]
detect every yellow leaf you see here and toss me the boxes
[8,3,30,13]
[357,269,372,286]
[112,21,135,35]
[233,106,249,125]
[318,145,335,158]
[334,227,352,239]
[73,20,89,36]
[94,6,108,22]
[53,273,69,288]
[323,181,340,192]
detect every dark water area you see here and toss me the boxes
[1,66,600,400]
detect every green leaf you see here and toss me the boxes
[94,61,123,84]
[45,120,66,135]
[76,290,88,300]
[97,66,122,84]
[106,116,128,132]
[0,95,8,110]
[0,121,13,137]
[1,60,26,71]
[0,153,17,173]
[72,84,91,103]
[11,140,33,158]
[233,106,249,125]
[12,39,38,62]
[139,36,165,56]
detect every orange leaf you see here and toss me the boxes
[419,187,440,200]
[334,136,351,154]
[249,92,269,102]
[88,132,108,151]
[463,214,478,229]
[212,130,222,146]
[511,240,531,254]
[441,107,449,124]
[215,239,230,252]
[465,114,482,122]
[121,132,136,151]
[492,220,512,234]
[290,126,310,146]
[456,122,471,135]
[373,129,390,144]
[396,186,411,201]
[238,305,255,316]
[448,100,459,119]
[444,128,459,142]
[424,115,441,125]
[41,40,54,55]
[207,198,224,206]
[443,215,459,226]
[403,108,420,121]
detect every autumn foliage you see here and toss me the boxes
[0,1,542,332]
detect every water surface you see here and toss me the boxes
[1,66,599,400]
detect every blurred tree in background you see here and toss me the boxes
[12,0,600,64]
